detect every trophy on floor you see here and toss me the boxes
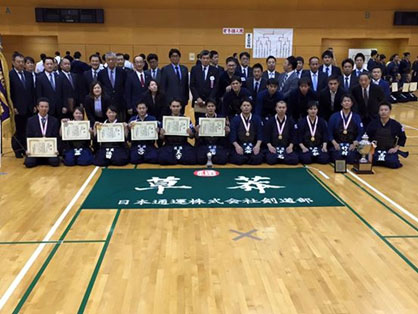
[206,152,213,168]
[352,133,377,174]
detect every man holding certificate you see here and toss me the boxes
[24,98,60,168]
[158,99,196,165]
[60,107,94,166]
[93,105,129,166]
[297,101,330,165]
[263,101,299,165]
[195,99,230,165]
[128,102,159,164]
[229,98,264,165]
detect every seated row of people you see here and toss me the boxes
[24,95,407,169]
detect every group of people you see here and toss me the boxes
[8,48,411,169]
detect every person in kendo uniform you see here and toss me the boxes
[93,105,129,166]
[158,99,197,165]
[263,100,299,165]
[328,95,364,164]
[195,99,230,165]
[367,102,407,169]
[128,101,159,164]
[229,98,264,165]
[297,101,330,164]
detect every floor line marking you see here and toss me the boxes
[404,124,418,131]
[0,166,100,311]
[304,165,329,179]
[347,169,418,224]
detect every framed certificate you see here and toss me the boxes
[409,82,417,92]
[97,123,125,142]
[27,137,58,157]
[199,117,226,137]
[162,116,190,136]
[391,82,398,92]
[402,83,410,93]
[62,120,91,141]
[131,121,158,141]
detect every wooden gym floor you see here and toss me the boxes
[0,102,417,314]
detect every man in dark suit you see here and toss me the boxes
[319,50,342,77]
[59,57,82,114]
[36,56,63,118]
[125,55,151,116]
[70,51,89,74]
[9,52,36,157]
[262,55,280,81]
[245,63,267,101]
[319,75,345,121]
[339,58,358,93]
[146,53,162,84]
[98,52,127,119]
[236,51,252,83]
[354,53,368,78]
[210,50,224,74]
[301,56,327,96]
[295,56,304,79]
[160,48,189,109]
[352,73,385,126]
[367,50,379,71]
[116,53,132,73]
[24,98,60,168]
[81,54,101,101]
[371,66,391,101]
[190,50,219,121]
[278,56,299,99]
[24,56,37,88]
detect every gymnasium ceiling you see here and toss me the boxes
[2,0,418,10]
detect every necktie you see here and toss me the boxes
[49,73,55,90]
[325,67,330,76]
[152,70,156,79]
[345,77,349,90]
[41,117,46,127]
[67,73,74,88]
[110,70,115,88]
[331,92,335,110]
[280,74,288,90]
[255,81,259,94]
[363,88,368,105]
[175,66,181,80]
[203,67,207,80]
[93,70,97,80]
[357,70,360,77]
[19,72,26,85]
[312,73,318,91]
[243,68,246,77]
[140,73,145,87]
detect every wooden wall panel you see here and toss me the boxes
[1,6,417,69]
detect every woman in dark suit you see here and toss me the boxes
[140,79,168,121]
[84,81,111,126]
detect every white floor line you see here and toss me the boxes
[347,169,418,223]
[0,166,100,311]
[305,165,330,179]
[404,124,418,131]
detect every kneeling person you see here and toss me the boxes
[128,102,159,164]
[263,101,298,165]
[328,95,363,164]
[25,98,60,168]
[158,99,196,165]
[367,102,407,168]
[61,107,94,166]
[297,101,330,164]
[229,98,264,165]
[94,105,129,167]
[195,99,230,165]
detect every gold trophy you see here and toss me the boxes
[352,133,377,174]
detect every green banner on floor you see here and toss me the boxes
[82,168,343,209]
